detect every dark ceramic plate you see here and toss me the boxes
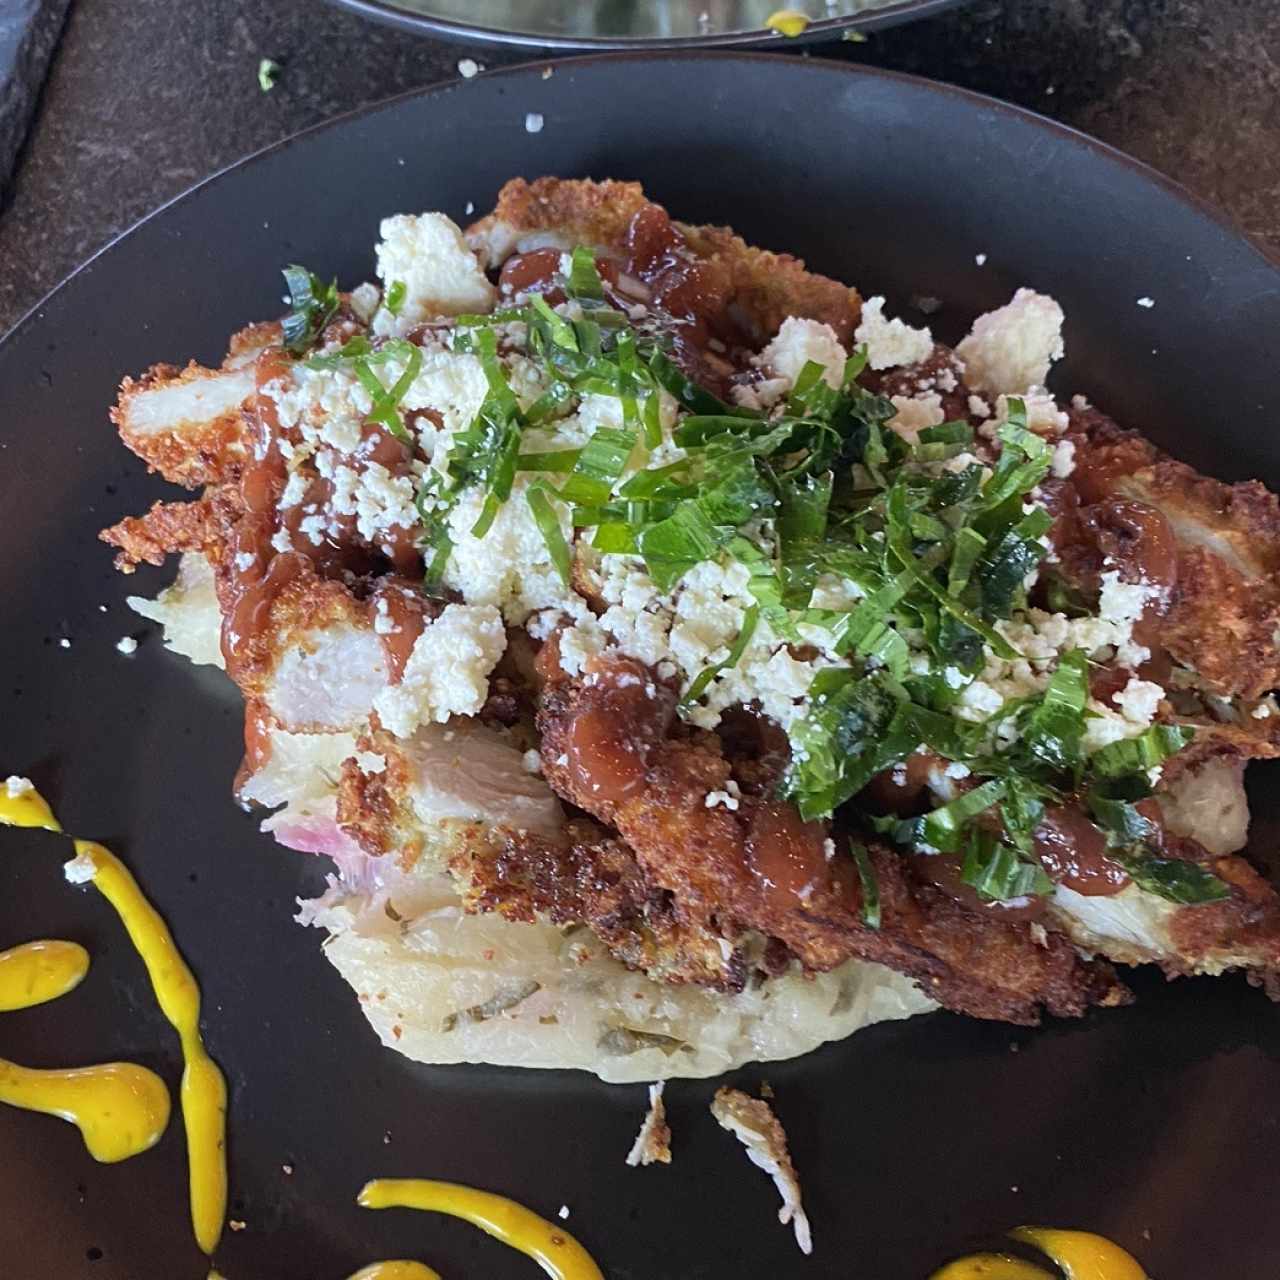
[2,53,1279,1280]
[328,0,966,51]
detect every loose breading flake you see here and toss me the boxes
[711,1087,811,1255]
[625,1082,672,1167]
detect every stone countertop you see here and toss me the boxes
[0,0,1276,335]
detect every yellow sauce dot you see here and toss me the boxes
[71,839,229,1256]
[0,939,89,1011]
[347,1264,443,1280]
[358,1179,603,1280]
[0,1057,170,1162]
[931,1253,1053,1280]
[1011,1227,1149,1280]
[765,8,811,37]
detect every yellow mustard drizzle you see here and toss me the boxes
[1010,1228,1148,1280]
[0,939,89,1011]
[358,1179,604,1280]
[70,839,228,1256]
[932,1229,1149,1280]
[931,1254,1056,1280]
[0,783,62,832]
[0,1057,170,1162]
[347,1264,443,1280]
[0,784,229,1256]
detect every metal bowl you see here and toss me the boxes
[329,0,967,50]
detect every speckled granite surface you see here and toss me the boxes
[0,0,1276,334]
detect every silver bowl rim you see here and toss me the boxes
[326,0,969,51]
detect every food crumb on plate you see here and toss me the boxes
[525,112,544,134]
[116,636,138,656]
[557,1205,570,1220]
[1137,296,1155,308]
[457,58,482,79]
[58,637,71,649]
[626,1082,672,1167]
[975,252,988,266]
[228,1219,246,1232]
[282,1163,293,1175]
[711,1087,811,1255]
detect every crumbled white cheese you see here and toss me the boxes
[886,392,944,443]
[1082,700,1149,753]
[444,477,589,627]
[1113,677,1164,725]
[522,749,543,776]
[967,393,991,419]
[852,297,933,371]
[116,636,138,656]
[348,282,381,323]
[372,212,496,326]
[353,751,387,775]
[705,785,741,811]
[63,853,97,885]
[1051,438,1076,478]
[955,288,1064,394]
[758,317,848,391]
[4,776,34,798]
[371,604,506,738]
[1252,699,1277,719]
[1097,570,1162,669]
[992,390,1067,436]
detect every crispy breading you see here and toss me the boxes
[100,486,238,572]
[452,822,745,990]
[466,177,861,343]
[1069,406,1280,699]
[626,1082,672,1167]
[534,648,1127,1024]
[711,1087,810,1255]
[111,360,256,488]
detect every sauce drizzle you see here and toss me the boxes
[68,839,229,1256]
[932,1228,1149,1280]
[358,1178,604,1280]
[0,1057,170,1163]
[0,783,228,1256]
[0,939,89,1011]
[347,1264,443,1280]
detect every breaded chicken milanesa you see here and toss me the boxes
[102,177,1280,1079]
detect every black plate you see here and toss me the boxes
[2,53,1279,1280]
[328,0,966,51]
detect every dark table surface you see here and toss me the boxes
[0,0,1278,336]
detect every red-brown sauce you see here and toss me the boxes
[1033,805,1130,896]
[495,203,749,395]
[220,347,431,681]
[1081,498,1177,595]
[745,799,833,913]
[861,752,947,817]
[565,657,674,807]
[368,579,433,684]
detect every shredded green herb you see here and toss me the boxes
[269,243,1216,914]
[281,265,339,354]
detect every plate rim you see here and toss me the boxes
[324,0,969,51]
[4,48,1276,351]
